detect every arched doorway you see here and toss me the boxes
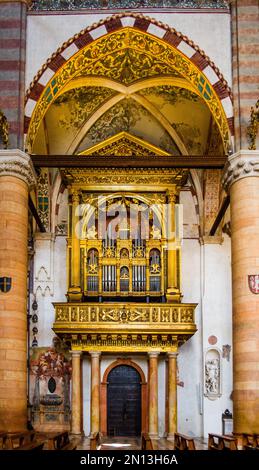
[107,365,141,437]
[101,359,147,436]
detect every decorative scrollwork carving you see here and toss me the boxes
[30,1,230,11]
[247,99,259,150]
[0,110,8,149]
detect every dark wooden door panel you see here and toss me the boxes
[107,366,141,437]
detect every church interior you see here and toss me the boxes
[0,0,259,452]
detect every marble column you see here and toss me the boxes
[0,150,36,431]
[166,192,180,302]
[71,351,82,435]
[67,189,82,301]
[223,150,259,435]
[90,351,101,436]
[148,352,159,438]
[167,353,178,439]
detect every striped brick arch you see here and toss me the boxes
[24,13,234,148]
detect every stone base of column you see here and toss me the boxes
[167,433,175,441]
[149,433,159,439]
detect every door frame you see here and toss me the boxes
[100,358,148,436]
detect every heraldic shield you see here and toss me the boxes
[248,275,259,294]
[0,277,12,293]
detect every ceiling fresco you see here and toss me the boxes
[77,97,180,155]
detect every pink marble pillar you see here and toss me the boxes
[167,352,178,439]
[148,352,159,438]
[71,351,82,435]
[90,351,101,435]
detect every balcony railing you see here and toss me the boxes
[30,1,230,12]
[53,302,197,352]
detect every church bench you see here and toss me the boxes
[15,441,45,451]
[60,438,78,450]
[90,432,101,450]
[2,431,36,449]
[41,431,78,450]
[141,433,153,450]
[208,433,237,450]
[37,431,70,450]
[243,433,259,450]
[174,433,196,450]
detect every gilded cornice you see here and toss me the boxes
[222,150,259,192]
[62,167,188,188]
[0,149,37,190]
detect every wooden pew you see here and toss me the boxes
[141,433,153,450]
[243,433,259,450]
[174,433,196,450]
[208,433,237,450]
[0,432,7,450]
[2,431,36,449]
[90,432,101,450]
[15,441,45,451]
[37,431,78,451]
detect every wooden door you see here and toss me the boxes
[107,365,141,436]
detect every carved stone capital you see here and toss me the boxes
[167,352,178,359]
[148,351,160,359]
[70,350,82,358]
[0,149,37,190]
[89,351,101,358]
[222,150,259,192]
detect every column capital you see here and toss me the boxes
[0,149,36,190]
[70,188,81,204]
[148,351,160,358]
[70,350,82,358]
[167,352,178,359]
[89,351,101,358]
[166,191,177,204]
[222,150,259,192]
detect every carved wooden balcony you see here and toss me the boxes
[53,302,197,352]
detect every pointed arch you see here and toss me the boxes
[24,13,233,154]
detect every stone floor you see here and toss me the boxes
[76,436,208,450]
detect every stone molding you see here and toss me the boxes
[200,235,223,245]
[0,149,36,190]
[0,0,31,4]
[222,150,259,192]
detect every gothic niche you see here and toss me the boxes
[204,348,221,400]
[30,346,72,430]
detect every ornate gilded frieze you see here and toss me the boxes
[62,167,188,189]
[53,302,197,352]
[30,1,230,11]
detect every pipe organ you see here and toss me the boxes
[55,167,196,356]
[66,188,183,303]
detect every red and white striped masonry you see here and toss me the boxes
[231,0,259,151]
[0,1,27,149]
[24,13,234,141]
